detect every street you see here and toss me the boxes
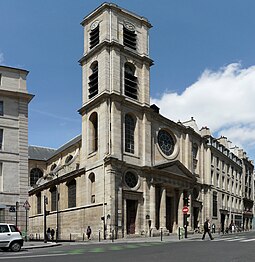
[1,231,255,262]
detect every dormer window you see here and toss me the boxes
[123,23,136,50]
[90,21,99,49]
[124,63,137,100]
[88,62,98,99]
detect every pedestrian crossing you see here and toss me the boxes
[196,236,255,243]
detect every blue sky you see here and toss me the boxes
[1,0,255,161]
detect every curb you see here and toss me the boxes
[22,243,62,250]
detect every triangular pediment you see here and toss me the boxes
[154,160,195,181]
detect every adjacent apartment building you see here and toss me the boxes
[0,66,33,231]
[28,3,254,240]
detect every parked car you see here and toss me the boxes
[0,223,23,251]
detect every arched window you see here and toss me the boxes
[67,179,76,208]
[125,114,135,154]
[30,168,43,187]
[88,62,98,99]
[124,63,137,100]
[89,173,95,203]
[50,186,57,211]
[89,112,98,153]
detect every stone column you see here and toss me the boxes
[123,198,127,237]
[160,187,166,229]
[143,178,150,235]
[117,187,123,238]
[149,183,156,229]
[178,190,184,228]
[172,189,179,232]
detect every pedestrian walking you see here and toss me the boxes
[51,228,55,241]
[47,227,51,241]
[202,218,214,240]
[212,223,215,233]
[86,226,92,240]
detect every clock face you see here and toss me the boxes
[124,21,135,31]
[157,130,175,156]
[90,20,99,30]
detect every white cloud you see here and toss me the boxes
[0,52,4,64]
[151,63,255,159]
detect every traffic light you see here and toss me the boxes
[183,191,190,207]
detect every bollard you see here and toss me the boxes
[160,228,163,241]
[178,227,180,240]
[83,233,85,241]
[99,230,101,242]
[184,225,187,239]
[149,228,152,237]
[70,233,72,241]
[111,230,114,242]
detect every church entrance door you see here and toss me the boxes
[126,199,138,234]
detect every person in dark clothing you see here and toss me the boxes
[51,228,55,241]
[86,226,92,240]
[47,227,51,241]
[202,218,214,240]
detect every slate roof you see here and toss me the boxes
[28,134,82,161]
[28,146,56,161]
[49,134,82,159]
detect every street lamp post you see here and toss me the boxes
[56,172,59,242]
[44,196,48,243]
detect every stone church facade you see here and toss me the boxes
[28,3,254,240]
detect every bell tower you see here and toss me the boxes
[79,3,153,164]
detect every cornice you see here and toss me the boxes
[79,40,153,66]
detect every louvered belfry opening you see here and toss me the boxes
[88,62,98,99]
[90,25,99,49]
[124,63,138,100]
[123,26,137,50]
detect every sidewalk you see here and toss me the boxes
[23,241,62,249]
[22,232,209,249]
[22,230,251,249]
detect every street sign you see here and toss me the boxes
[182,206,189,214]
[23,200,31,210]
[9,206,15,212]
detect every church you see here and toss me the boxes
[28,3,254,240]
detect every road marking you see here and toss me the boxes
[0,253,67,260]
[240,238,255,242]
[213,237,234,241]
[226,238,245,242]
